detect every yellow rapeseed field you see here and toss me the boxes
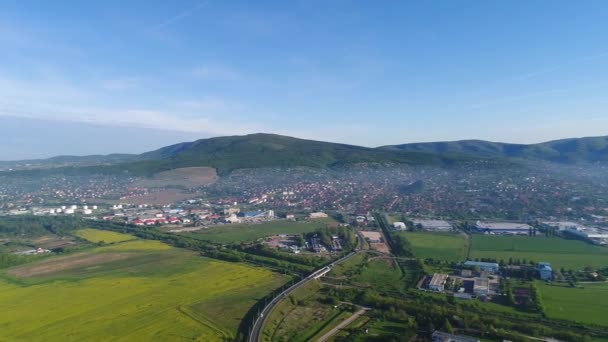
[94,239,172,252]
[75,228,135,244]
[0,242,288,341]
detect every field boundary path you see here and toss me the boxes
[316,307,370,342]
[247,251,359,342]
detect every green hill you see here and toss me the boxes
[381,136,608,164]
[5,133,606,177]
[119,133,470,175]
[1,134,475,177]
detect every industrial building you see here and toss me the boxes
[473,278,489,296]
[242,210,275,218]
[542,221,581,231]
[309,212,328,219]
[564,226,608,245]
[474,221,532,235]
[462,278,490,296]
[412,219,453,231]
[393,221,407,230]
[463,261,499,273]
[429,273,449,292]
[537,262,553,280]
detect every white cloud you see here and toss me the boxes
[0,70,264,137]
[98,78,140,91]
[190,65,240,81]
[173,97,245,112]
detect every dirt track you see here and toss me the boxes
[316,309,368,342]
[9,252,134,278]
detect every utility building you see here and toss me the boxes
[537,262,553,280]
[463,261,499,273]
[429,273,448,292]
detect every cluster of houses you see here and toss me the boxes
[131,216,189,226]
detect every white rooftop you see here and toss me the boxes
[476,221,532,230]
[412,219,452,229]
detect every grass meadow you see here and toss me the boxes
[328,252,410,295]
[470,236,608,270]
[538,281,608,327]
[0,236,288,341]
[396,232,468,262]
[185,220,332,244]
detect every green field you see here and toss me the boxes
[0,237,288,341]
[262,281,330,342]
[75,228,135,244]
[357,319,417,341]
[327,252,409,295]
[386,215,404,225]
[538,282,608,327]
[186,220,331,244]
[396,232,468,262]
[470,236,608,270]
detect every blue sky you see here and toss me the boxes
[1,0,608,159]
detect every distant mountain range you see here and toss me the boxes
[99,134,470,176]
[2,134,607,176]
[380,136,608,164]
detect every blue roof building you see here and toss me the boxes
[537,262,553,280]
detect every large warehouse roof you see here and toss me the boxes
[475,221,532,230]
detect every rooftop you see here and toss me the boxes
[475,221,532,230]
[464,260,499,268]
[412,219,453,228]
[430,273,449,287]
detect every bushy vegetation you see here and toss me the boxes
[0,253,42,269]
[326,287,603,341]
[0,216,82,237]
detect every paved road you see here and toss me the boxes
[247,251,358,342]
[316,308,369,342]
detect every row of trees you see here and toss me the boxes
[0,253,42,269]
[0,216,82,238]
[328,286,599,342]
